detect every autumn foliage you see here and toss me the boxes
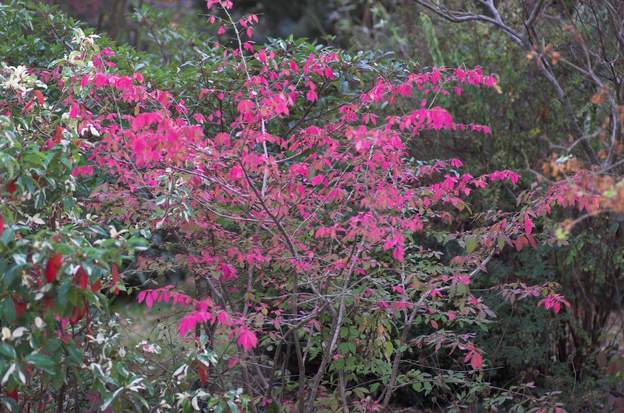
[0,0,606,411]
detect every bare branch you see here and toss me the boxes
[413,0,525,46]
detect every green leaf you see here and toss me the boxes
[197,352,217,367]
[56,279,71,307]
[0,226,14,246]
[101,387,124,411]
[0,343,17,360]
[11,254,26,266]
[25,352,56,374]
[226,400,240,413]
[66,344,83,366]
[465,236,478,254]
[1,299,16,323]
[384,340,394,360]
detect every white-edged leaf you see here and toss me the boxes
[100,387,124,412]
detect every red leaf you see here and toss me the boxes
[514,236,529,252]
[43,296,55,311]
[74,267,88,289]
[53,126,64,145]
[91,278,102,293]
[33,90,45,105]
[22,98,35,113]
[197,363,208,385]
[6,389,18,402]
[44,253,63,283]
[111,264,120,295]
[0,213,4,238]
[69,302,88,325]
[6,180,16,194]
[12,297,26,318]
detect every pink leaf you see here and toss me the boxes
[391,285,405,295]
[146,292,156,309]
[178,311,212,336]
[524,213,534,236]
[311,175,324,186]
[229,165,244,181]
[219,263,238,281]
[237,99,254,114]
[69,102,80,118]
[470,351,483,370]
[71,165,94,177]
[217,311,233,326]
[237,327,258,351]
[227,357,239,368]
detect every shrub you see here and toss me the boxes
[0,1,580,411]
